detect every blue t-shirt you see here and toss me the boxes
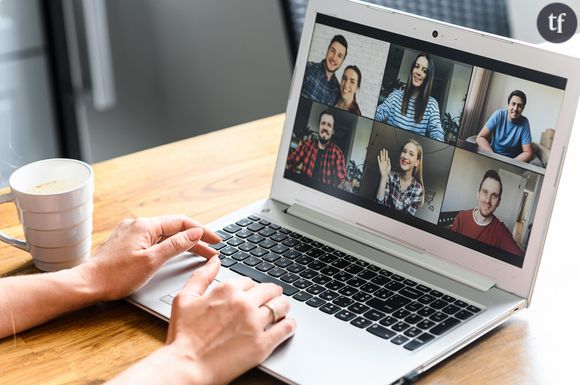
[486,109,532,158]
[374,89,444,142]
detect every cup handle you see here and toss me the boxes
[0,191,29,251]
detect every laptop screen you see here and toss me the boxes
[284,14,567,268]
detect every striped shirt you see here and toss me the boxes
[301,60,340,106]
[377,171,423,216]
[374,89,444,142]
[286,139,347,187]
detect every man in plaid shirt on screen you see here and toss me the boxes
[301,35,348,106]
[286,110,347,187]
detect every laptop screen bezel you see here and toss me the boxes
[270,0,580,300]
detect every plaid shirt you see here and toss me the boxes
[378,171,423,215]
[300,60,340,106]
[286,139,347,187]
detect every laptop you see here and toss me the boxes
[129,0,580,383]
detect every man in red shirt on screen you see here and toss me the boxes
[451,169,524,257]
[286,109,347,188]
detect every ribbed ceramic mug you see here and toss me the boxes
[0,159,94,271]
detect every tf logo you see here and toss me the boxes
[537,3,578,43]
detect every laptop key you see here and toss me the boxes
[347,302,370,314]
[363,309,386,321]
[360,283,380,294]
[320,303,340,314]
[455,309,475,320]
[442,304,461,315]
[374,288,394,300]
[417,307,436,317]
[293,279,313,289]
[270,244,289,254]
[262,253,280,263]
[367,294,411,313]
[247,215,260,221]
[392,309,411,319]
[268,224,281,230]
[259,239,277,249]
[418,294,436,304]
[430,317,461,335]
[338,286,358,297]
[299,269,318,279]
[367,324,396,340]
[320,266,340,276]
[220,246,238,256]
[296,255,314,265]
[247,223,265,232]
[230,263,298,295]
[235,218,253,227]
[294,243,312,252]
[312,275,332,285]
[235,229,253,238]
[270,233,288,242]
[293,292,312,302]
[221,258,237,267]
[210,242,227,250]
[227,237,245,247]
[442,295,456,303]
[274,258,293,268]
[243,256,262,266]
[223,224,242,233]
[306,284,325,295]
[454,300,469,308]
[255,262,274,272]
[379,316,397,327]
[399,287,422,300]
[281,273,299,283]
[306,297,326,308]
[430,299,448,309]
[335,309,357,321]
[430,312,448,323]
[391,335,410,345]
[358,270,377,280]
[405,302,423,312]
[416,319,436,330]
[370,275,389,286]
[258,219,270,226]
[250,247,268,257]
[319,290,340,301]
[415,284,431,292]
[352,292,372,302]
[282,238,300,247]
[287,264,306,273]
[331,259,350,269]
[232,251,250,261]
[404,327,422,338]
[333,296,354,307]
[385,281,404,291]
[344,264,364,275]
[238,242,256,252]
[268,267,286,278]
[259,228,276,237]
[283,249,301,259]
[334,271,353,282]
[216,230,232,240]
[466,305,482,313]
[403,333,435,351]
[306,249,325,258]
[350,317,372,329]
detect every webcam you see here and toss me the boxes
[432,30,438,38]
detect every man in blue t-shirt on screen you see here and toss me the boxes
[476,90,533,163]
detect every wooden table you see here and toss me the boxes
[1,113,579,384]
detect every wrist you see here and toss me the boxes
[72,259,108,303]
[160,343,206,385]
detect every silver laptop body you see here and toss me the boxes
[130,1,580,384]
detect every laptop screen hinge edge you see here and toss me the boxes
[286,203,496,292]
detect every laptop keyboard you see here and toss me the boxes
[205,215,482,351]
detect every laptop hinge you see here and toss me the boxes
[286,203,496,292]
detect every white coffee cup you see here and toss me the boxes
[0,158,94,271]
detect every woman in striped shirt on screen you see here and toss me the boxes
[375,53,444,142]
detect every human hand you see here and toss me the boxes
[165,257,296,385]
[76,215,221,302]
[377,148,391,177]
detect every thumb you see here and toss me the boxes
[150,227,204,263]
[180,256,221,298]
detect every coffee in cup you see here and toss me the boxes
[0,158,94,271]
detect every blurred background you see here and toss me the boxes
[0,0,575,187]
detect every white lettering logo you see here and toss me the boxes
[548,12,567,33]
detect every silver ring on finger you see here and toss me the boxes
[263,302,279,324]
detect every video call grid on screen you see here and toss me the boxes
[285,14,567,268]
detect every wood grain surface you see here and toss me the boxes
[1,114,578,384]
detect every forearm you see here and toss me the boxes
[515,150,533,162]
[0,267,96,338]
[376,176,389,201]
[106,345,203,385]
[475,136,493,152]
